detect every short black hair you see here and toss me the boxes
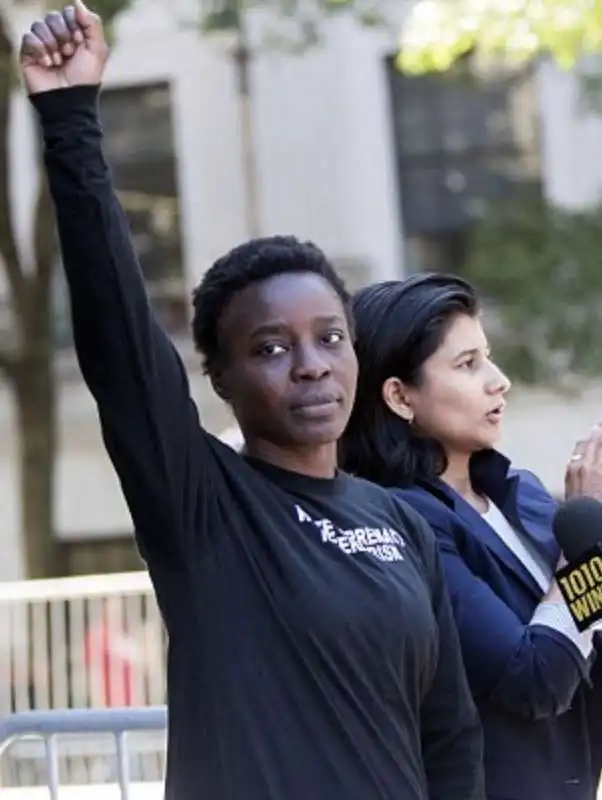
[192,235,352,375]
[339,273,479,487]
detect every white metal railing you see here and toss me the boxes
[0,429,240,788]
[0,571,166,788]
[0,706,167,799]
[0,571,166,716]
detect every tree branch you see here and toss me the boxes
[0,14,28,323]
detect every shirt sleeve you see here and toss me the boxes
[31,85,211,568]
[531,599,594,660]
[434,524,593,719]
[417,522,486,800]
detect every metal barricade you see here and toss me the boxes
[0,706,167,800]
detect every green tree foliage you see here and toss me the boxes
[396,0,602,74]
[393,0,602,387]
[462,189,602,386]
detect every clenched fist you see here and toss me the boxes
[20,0,109,96]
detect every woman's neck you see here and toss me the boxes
[243,437,338,479]
[441,453,487,512]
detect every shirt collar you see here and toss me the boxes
[416,449,514,510]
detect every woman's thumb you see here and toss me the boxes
[74,0,97,32]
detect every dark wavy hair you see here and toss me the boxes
[339,273,479,487]
[192,235,351,377]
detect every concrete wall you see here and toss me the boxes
[1,1,602,578]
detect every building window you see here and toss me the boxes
[385,56,542,273]
[53,81,186,347]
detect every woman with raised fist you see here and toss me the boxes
[19,6,484,799]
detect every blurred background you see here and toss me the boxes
[2,0,602,790]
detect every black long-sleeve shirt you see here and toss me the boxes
[32,85,484,800]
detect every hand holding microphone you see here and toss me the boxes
[553,496,602,632]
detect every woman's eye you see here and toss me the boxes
[259,342,287,357]
[322,330,345,346]
[459,356,476,370]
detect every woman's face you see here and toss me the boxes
[395,313,511,456]
[216,271,358,451]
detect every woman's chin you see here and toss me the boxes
[476,430,503,451]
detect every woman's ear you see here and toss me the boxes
[210,367,230,403]
[381,377,414,424]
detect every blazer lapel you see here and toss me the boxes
[502,473,561,571]
[419,455,559,601]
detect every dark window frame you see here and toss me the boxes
[385,55,543,272]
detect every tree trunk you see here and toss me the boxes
[0,0,131,581]
[15,348,59,579]
[12,161,62,579]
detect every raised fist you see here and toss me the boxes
[20,1,109,96]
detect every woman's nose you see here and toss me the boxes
[487,363,511,394]
[291,346,332,381]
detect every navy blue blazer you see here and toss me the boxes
[394,450,602,800]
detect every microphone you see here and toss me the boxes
[553,496,602,632]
